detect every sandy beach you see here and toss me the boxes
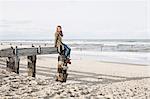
[0,52,150,99]
[0,41,150,99]
[0,0,150,98]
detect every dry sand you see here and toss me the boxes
[0,44,150,99]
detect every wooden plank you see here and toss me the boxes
[0,48,14,57]
[17,47,57,56]
[0,47,57,57]
[40,47,57,54]
[17,47,38,56]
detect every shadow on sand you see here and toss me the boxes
[0,62,150,85]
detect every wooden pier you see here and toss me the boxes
[0,46,57,77]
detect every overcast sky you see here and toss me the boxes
[0,0,149,40]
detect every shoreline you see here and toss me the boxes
[0,40,150,66]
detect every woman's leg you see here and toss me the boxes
[63,44,71,64]
[63,44,71,58]
[67,47,71,58]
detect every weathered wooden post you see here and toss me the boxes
[27,45,37,77]
[6,57,15,72]
[6,46,20,74]
[56,54,68,82]
[14,46,20,74]
[27,55,37,77]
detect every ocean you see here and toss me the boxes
[0,39,150,65]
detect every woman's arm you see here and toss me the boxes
[54,32,58,47]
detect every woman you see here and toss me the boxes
[54,25,71,64]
